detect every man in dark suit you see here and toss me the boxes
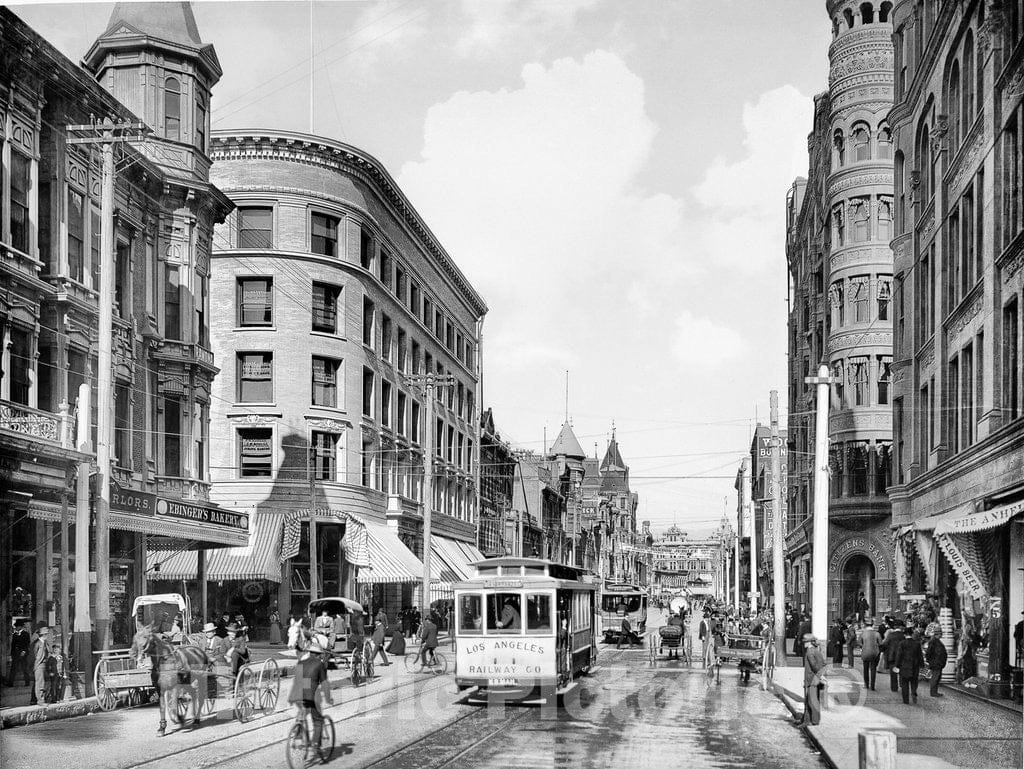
[880,621,905,693]
[896,628,924,704]
[6,620,31,686]
[801,633,827,725]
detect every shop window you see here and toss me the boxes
[239,428,273,477]
[238,277,273,326]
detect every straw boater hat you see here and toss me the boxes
[802,632,818,643]
[203,622,217,633]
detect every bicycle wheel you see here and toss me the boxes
[431,651,448,675]
[318,715,335,763]
[285,722,308,769]
[364,655,374,679]
[404,651,422,673]
[351,658,362,687]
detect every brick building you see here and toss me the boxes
[203,129,487,622]
[1,3,239,648]
[887,0,1024,699]
[784,0,897,624]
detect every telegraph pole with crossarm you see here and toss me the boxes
[804,364,834,641]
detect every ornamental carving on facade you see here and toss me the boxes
[920,343,935,370]
[10,114,35,153]
[233,413,274,425]
[1002,61,1024,115]
[307,417,347,432]
[1004,241,1024,283]
[829,51,895,86]
[948,297,983,338]
[949,132,987,195]
[827,172,892,199]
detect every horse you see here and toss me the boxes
[131,622,211,736]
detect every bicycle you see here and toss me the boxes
[362,639,375,680]
[404,647,448,675]
[285,703,335,768]
[349,642,364,687]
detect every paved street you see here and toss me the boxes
[1,620,825,769]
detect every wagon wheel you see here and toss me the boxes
[233,665,257,722]
[258,659,280,715]
[93,660,119,711]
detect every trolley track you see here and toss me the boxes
[118,670,451,769]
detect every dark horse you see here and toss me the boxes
[132,623,211,736]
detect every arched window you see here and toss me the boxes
[963,33,975,136]
[834,129,846,166]
[164,77,181,141]
[844,8,855,28]
[877,123,892,159]
[894,150,906,232]
[833,17,841,38]
[879,2,892,22]
[948,60,961,148]
[852,123,871,161]
[860,3,875,24]
[917,118,931,201]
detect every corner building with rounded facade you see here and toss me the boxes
[207,130,487,621]
[785,1,897,622]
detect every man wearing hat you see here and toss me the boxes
[288,634,333,756]
[879,620,905,694]
[860,618,881,690]
[6,619,31,686]
[801,632,827,726]
[204,621,229,663]
[29,622,51,705]
[924,624,947,698]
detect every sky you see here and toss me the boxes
[10,0,834,538]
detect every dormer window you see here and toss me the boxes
[165,77,181,141]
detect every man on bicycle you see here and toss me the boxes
[419,612,439,667]
[288,634,333,752]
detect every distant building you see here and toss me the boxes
[478,408,514,557]
[887,0,1024,700]
[651,525,725,600]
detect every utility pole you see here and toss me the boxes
[73,383,92,685]
[308,445,319,603]
[770,390,786,663]
[406,372,454,616]
[805,365,833,641]
[67,117,146,649]
[742,456,756,614]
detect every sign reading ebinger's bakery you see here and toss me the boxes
[155,498,249,531]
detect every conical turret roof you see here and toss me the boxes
[103,2,204,46]
[600,433,627,472]
[550,421,586,459]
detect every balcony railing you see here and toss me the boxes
[156,475,212,502]
[153,339,217,370]
[0,399,73,449]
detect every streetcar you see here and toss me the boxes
[598,582,648,643]
[452,557,599,702]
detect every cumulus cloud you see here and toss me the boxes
[455,0,601,58]
[670,311,744,369]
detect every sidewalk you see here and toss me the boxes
[1,634,452,730]
[772,665,1023,769]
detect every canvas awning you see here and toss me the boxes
[431,536,477,582]
[356,520,431,585]
[930,499,1024,535]
[147,511,283,582]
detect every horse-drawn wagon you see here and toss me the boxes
[704,632,776,689]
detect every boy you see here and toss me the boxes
[288,634,333,754]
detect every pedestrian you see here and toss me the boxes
[925,625,947,698]
[880,621,905,694]
[375,607,388,634]
[895,628,924,704]
[7,619,31,686]
[859,617,881,691]
[856,591,869,622]
[795,613,811,658]
[400,606,411,639]
[226,623,250,678]
[269,607,283,645]
[616,616,641,649]
[801,633,827,726]
[846,619,858,669]
[828,618,845,667]
[386,622,406,656]
[348,609,366,653]
[371,619,390,665]
[29,622,50,705]
[204,621,230,663]
[410,607,421,638]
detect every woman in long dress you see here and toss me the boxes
[268,609,282,645]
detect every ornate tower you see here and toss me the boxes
[822,0,896,619]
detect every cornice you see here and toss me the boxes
[828,25,895,60]
[827,328,893,356]
[826,169,893,200]
[210,130,488,318]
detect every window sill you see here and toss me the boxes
[311,330,345,341]
[233,326,276,332]
[231,402,279,410]
[309,404,347,417]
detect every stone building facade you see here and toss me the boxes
[887,0,1024,699]
[204,129,487,622]
[784,0,898,624]
[1,3,238,647]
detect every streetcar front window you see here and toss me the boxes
[525,593,552,634]
[458,593,483,634]
[487,592,522,632]
[601,595,642,613]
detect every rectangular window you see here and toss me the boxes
[853,359,869,406]
[311,282,339,333]
[486,592,522,632]
[361,436,374,487]
[164,397,182,477]
[310,212,339,257]
[114,383,131,468]
[411,340,421,374]
[195,93,207,152]
[976,331,984,427]
[1004,298,1020,420]
[894,397,905,484]
[363,297,375,348]
[422,297,432,329]
[458,594,483,634]
[919,383,930,466]
[397,391,407,435]
[397,328,407,373]
[7,328,30,405]
[962,186,974,295]
[115,241,131,319]
[237,352,273,402]
[446,424,455,462]
[410,282,421,316]
[381,380,392,427]
[312,431,338,481]
[896,274,905,348]
[362,368,374,418]
[877,278,891,321]
[395,266,406,304]
[948,203,961,307]
[238,277,273,327]
[9,151,31,253]
[961,343,974,447]
[164,264,181,341]
[877,357,892,405]
[975,169,984,282]
[525,594,552,634]
[360,228,374,270]
[948,356,960,454]
[411,401,421,443]
[311,356,340,408]
[445,320,454,351]
[1002,110,1021,249]
[238,206,273,249]
[435,418,443,456]
[196,274,209,347]
[852,277,870,322]
[435,310,444,339]
[379,251,392,289]
[67,188,85,283]
[90,209,101,290]
[381,315,393,361]
[239,428,272,477]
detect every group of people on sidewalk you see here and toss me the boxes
[3,619,66,705]
[800,613,949,726]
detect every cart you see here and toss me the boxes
[307,596,365,675]
[705,633,776,690]
[649,624,693,664]
[180,657,282,723]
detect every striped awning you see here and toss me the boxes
[147,512,283,582]
[431,537,470,582]
[356,520,431,584]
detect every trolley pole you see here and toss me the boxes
[805,365,833,641]
[770,391,786,663]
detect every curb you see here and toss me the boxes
[940,681,1022,715]
[770,681,839,769]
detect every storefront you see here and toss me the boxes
[826,523,896,622]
